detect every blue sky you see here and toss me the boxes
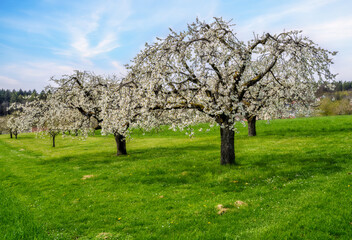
[0,0,351,90]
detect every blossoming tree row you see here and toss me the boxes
[7,18,336,165]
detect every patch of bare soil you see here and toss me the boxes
[82,175,95,180]
[216,204,229,215]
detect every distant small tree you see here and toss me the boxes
[20,94,86,147]
[128,17,336,165]
[241,77,326,136]
[6,103,28,139]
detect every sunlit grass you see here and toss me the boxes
[0,115,351,239]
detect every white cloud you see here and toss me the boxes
[0,62,75,90]
[237,0,340,38]
[0,75,21,89]
[304,17,352,43]
[0,59,129,90]
[65,0,132,59]
[0,0,132,60]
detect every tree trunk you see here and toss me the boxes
[13,130,18,139]
[247,115,257,137]
[10,130,12,139]
[52,134,56,147]
[114,133,127,156]
[220,125,235,165]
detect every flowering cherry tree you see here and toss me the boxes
[17,93,88,147]
[50,71,146,155]
[128,17,336,165]
[7,103,29,139]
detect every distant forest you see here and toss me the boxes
[1,81,351,116]
[0,89,47,116]
[334,81,352,91]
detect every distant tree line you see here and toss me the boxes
[315,81,352,116]
[317,80,352,96]
[334,81,352,91]
[0,89,47,116]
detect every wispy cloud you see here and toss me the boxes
[237,0,340,37]
[0,61,75,90]
[61,0,132,59]
[0,75,20,89]
[0,0,132,59]
[304,17,352,43]
[0,59,129,90]
[0,0,133,89]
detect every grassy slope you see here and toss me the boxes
[0,116,351,239]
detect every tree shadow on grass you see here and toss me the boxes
[32,138,350,194]
[32,143,224,188]
[35,143,219,167]
[244,151,347,183]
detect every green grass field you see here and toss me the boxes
[0,116,351,239]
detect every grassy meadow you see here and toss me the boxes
[0,116,352,239]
